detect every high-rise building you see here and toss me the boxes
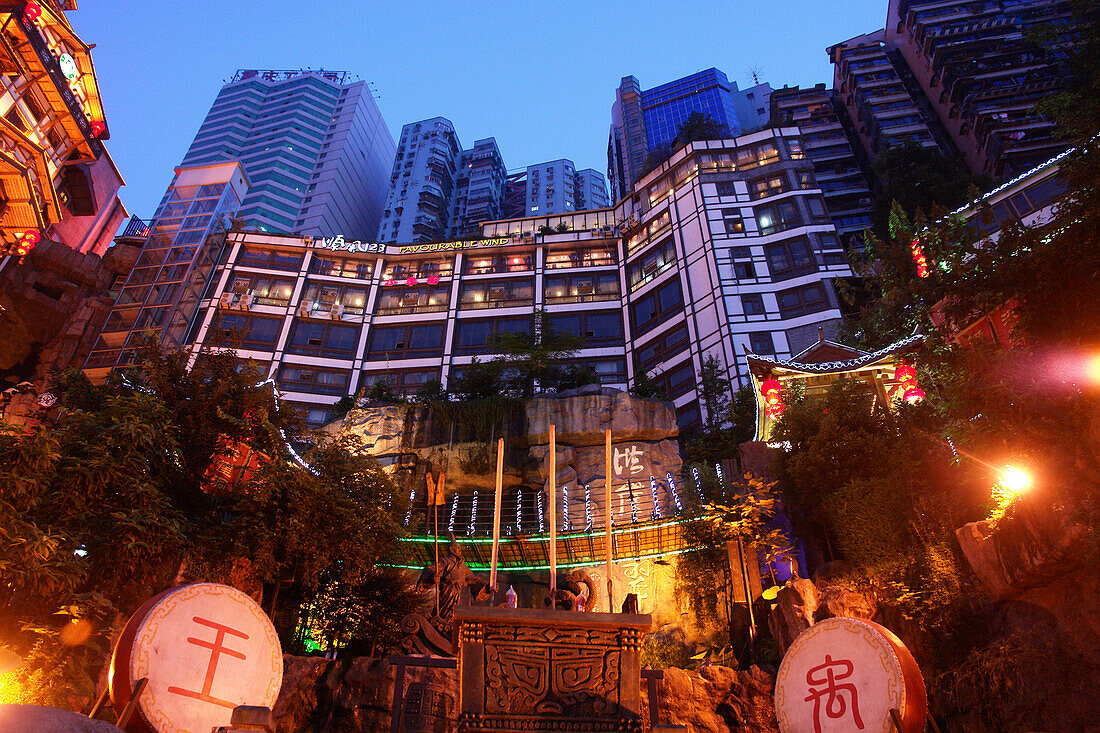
[575,169,610,211]
[885,0,1074,179]
[770,84,874,244]
[449,138,507,238]
[377,117,461,243]
[179,69,394,239]
[829,1,1076,181]
[520,161,611,217]
[828,31,952,163]
[84,162,249,381]
[180,127,851,430]
[608,69,776,201]
[732,82,775,135]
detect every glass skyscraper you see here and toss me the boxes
[177,69,395,240]
[608,68,773,201]
[639,69,742,152]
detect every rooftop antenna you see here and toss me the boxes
[747,66,764,86]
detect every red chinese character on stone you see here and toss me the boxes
[804,654,864,733]
[166,616,249,709]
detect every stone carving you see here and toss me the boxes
[401,681,454,733]
[454,607,650,732]
[548,569,598,611]
[404,536,490,656]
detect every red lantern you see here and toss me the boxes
[760,377,785,417]
[11,230,39,260]
[910,238,930,278]
[90,121,106,138]
[22,2,41,24]
[894,361,924,404]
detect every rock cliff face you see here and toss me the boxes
[274,655,777,733]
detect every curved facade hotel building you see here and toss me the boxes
[180,127,854,429]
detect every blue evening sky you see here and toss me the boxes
[69,1,886,221]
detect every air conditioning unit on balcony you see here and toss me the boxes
[297,302,313,318]
[329,303,344,319]
[858,198,872,207]
[219,292,235,309]
[238,292,254,311]
[401,291,420,307]
[576,279,594,295]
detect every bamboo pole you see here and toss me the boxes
[548,424,558,603]
[489,437,504,603]
[604,428,614,612]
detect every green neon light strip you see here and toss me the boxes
[396,515,709,545]
[384,545,696,573]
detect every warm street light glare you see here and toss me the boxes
[999,465,1032,496]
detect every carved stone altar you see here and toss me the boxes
[453,606,651,732]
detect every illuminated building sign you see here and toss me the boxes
[383,276,441,287]
[396,238,511,255]
[15,12,106,151]
[231,69,349,84]
[314,235,384,254]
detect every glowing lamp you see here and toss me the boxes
[1000,465,1032,495]
[903,387,926,404]
[760,377,785,418]
[910,238,930,278]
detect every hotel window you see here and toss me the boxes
[628,237,676,291]
[749,174,789,200]
[285,321,359,357]
[548,311,624,346]
[765,238,817,281]
[228,275,294,306]
[734,261,757,280]
[382,257,455,280]
[577,357,628,384]
[652,359,696,399]
[786,138,805,159]
[634,324,690,371]
[238,247,303,271]
[776,282,829,318]
[742,294,766,316]
[277,365,350,396]
[310,255,374,279]
[286,402,333,427]
[544,246,616,269]
[300,282,368,315]
[210,313,282,350]
[463,253,532,275]
[736,141,779,170]
[631,279,683,337]
[459,279,534,310]
[715,181,738,197]
[360,368,439,397]
[755,201,801,236]
[365,323,445,357]
[544,272,619,304]
[722,209,745,236]
[749,332,776,354]
[454,317,532,352]
[374,283,449,315]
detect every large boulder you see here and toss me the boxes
[767,578,818,654]
[340,405,411,457]
[659,665,778,732]
[525,391,678,446]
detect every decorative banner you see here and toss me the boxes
[109,583,282,733]
[775,617,926,733]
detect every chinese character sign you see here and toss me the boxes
[110,583,282,733]
[774,617,926,733]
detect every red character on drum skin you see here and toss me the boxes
[804,654,865,733]
[166,616,249,709]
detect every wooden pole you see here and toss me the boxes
[604,428,614,612]
[548,424,558,604]
[489,437,504,603]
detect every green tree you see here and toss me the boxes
[491,308,585,397]
[0,342,409,707]
[869,140,989,237]
[637,112,732,181]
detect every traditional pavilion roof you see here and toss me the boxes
[747,333,924,376]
